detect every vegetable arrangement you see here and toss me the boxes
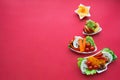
[68,4,117,76]
[68,36,96,53]
[83,19,102,35]
[77,48,117,75]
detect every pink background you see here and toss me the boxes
[0,0,120,80]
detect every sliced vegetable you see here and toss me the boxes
[79,39,84,52]
[102,48,117,61]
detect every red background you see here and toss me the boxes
[0,0,120,80]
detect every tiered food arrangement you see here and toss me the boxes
[68,3,117,75]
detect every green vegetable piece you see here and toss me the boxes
[77,58,84,68]
[102,48,110,52]
[102,48,117,61]
[85,69,97,75]
[109,51,117,60]
[86,20,96,30]
[86,36,95,46]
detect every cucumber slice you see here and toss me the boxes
[102,48,117,61]
[80,59,88,74]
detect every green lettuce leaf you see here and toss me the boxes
[85,69,97,75]
[102,48,117,61]
[77,58,84,68]
[86,20,96,30]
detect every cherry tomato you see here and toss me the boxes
[85,48,90,52]
[85,42,91,48]
[88,66,93,70]
[93,65,99,69]
[86,61,91,66]
[90,46,95,51]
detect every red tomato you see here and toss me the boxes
[93,65,99,69]
[85,42,91,48]
[85,48,90,52]
[88,66,93,70]
[90,46,95,51]
[86,61,91,66]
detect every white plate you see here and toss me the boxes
[83,27,102,36]
[69,46,97,54]
[80,50,113,74]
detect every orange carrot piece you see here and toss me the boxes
[79,39,84,52]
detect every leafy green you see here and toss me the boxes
[86,20,96,30]
[109,51,117,60]
[102,48,110,52]
[77,58,84,68]
[86,36,95,46]
[85,69,97,75]
[102,48,117,61]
